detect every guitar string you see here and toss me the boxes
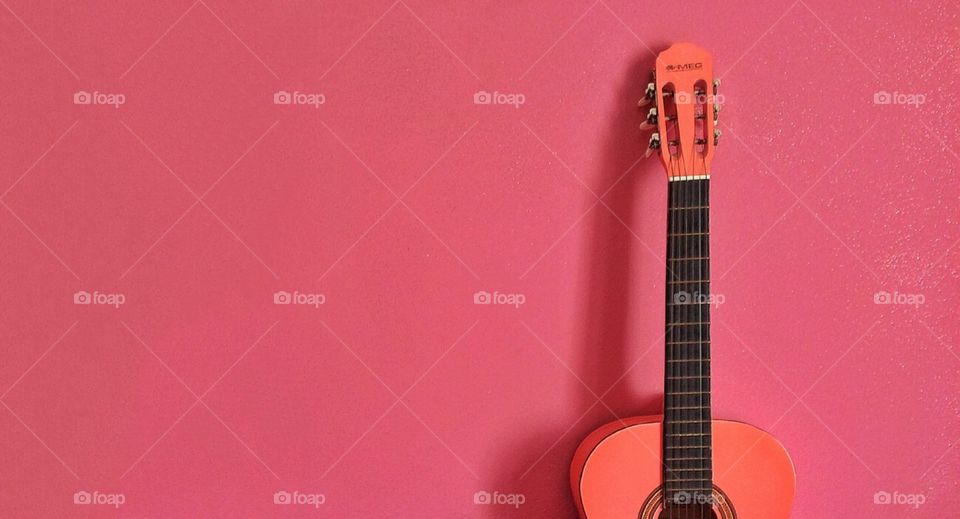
[697,94,707,519]
[664,86,675,514]
[696,85,712,518]
[698,176,705,519]
[671,89,689,519]
[680,96,694,519]
[679,173,688,519]
[671,173,680,519]
[669,174,678,514]
[674,99,689,518]
[681,171,691,519]
[672,96,681,518]
[684,176,693,519]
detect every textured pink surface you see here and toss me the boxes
[1,1,958,517]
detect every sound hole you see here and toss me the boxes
[658,505,717,519]
[638,487,735,519]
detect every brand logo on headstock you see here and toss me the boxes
[665,62,703,72]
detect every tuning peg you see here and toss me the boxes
[640,107,658,130]
[713,78,720,95]
[645,132,661,157]
[713,128,722,146]
[638,81,657,107]
[713,102,721,122]
[645,81,657,100]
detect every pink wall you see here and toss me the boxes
[0,0,957,517]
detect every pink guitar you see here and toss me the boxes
[570,43,796,519]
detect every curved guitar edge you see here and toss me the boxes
[571,417,796,519]
[570,415,661,518]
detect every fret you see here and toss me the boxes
[665,432,709,437]
[667,279,710,284]
[665,392,707,400]
[667,321,710,326]
[664,407,708,415]
[665,418,709,425]
[666,340,709,345]
[665,331,709,341]
[664,361,709,370]
[664,412,712,418]
[666,381,710,388]
[667,358,710,363]
[666,393,711,400]
[665,392,710,399]
[666,386,711,394]
[668,205,709,210]
[665,334,710,344]
[663,419,711,429]
[664,458,712,467]
[666,258,710,277]
[667,232,709,242]
[666,236,710,256]
[664,345,711,352]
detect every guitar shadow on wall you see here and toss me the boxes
[486,50,668,518]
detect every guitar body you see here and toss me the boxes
[571,416,796,519]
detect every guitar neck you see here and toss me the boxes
[663,177,713,505]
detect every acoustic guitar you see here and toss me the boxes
[570,43,796,519]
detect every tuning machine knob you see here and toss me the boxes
[713,128,721,146]
[645,132,661,157]
[640,107,658,130]
[638,81,657,108]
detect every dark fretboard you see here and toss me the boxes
[663,178,713,508]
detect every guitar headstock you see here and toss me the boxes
[639,43,720,179]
